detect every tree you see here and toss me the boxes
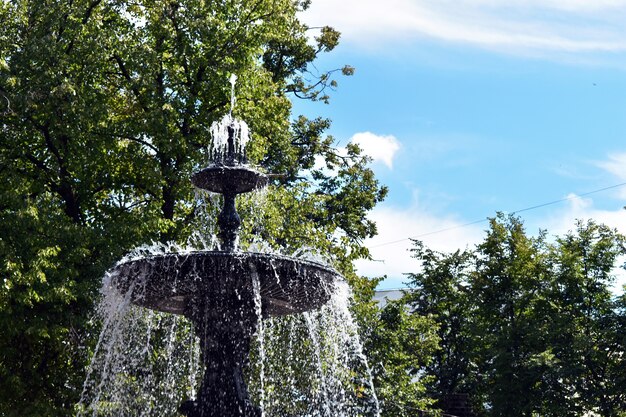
[405,215,626,417]
[544,221,626,416]
[404,242,477,410]
[470,216,556,417]
[353,276,440,417]
[0,1,386,415]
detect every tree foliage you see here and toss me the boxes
[406,242,475,404]
[404,215,626,417]
[0,1,386,414]
[350,276,440,417]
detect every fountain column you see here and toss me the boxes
[180,270,261,417]
[217,192,240,252]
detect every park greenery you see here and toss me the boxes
[0,0,387,414]
[0,1,624,416]
[404,216,626,416]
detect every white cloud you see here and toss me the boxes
[596,152,626,180]
[595,152,626,199]
[354,198,484,288]
[301,0,626,55]
[350,132,401,169]
[467,0,626,13]
[468,0,626,13]
[541,193,626,237]
[310,132,400,173]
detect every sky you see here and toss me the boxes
[295,0,626,290]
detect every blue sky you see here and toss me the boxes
[295,0,626,289]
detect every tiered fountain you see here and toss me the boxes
[107,86,341,416]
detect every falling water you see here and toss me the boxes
[209,114,250,165]
[207,74,250,165]
[229,73,237,116]
[77,272,201,416]
[247,280,380,417]
[250,266,266,417]
[78,246,380,417]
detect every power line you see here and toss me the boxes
[370,181,626,249]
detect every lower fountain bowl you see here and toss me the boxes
[107,251,340,317]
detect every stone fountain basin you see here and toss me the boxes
[107,251,340,317]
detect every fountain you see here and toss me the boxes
[104,82,342,417]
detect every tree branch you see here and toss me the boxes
[112,54,149,113]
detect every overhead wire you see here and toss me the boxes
[370,181,626,249]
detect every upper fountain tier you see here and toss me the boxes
[191,114,269,195]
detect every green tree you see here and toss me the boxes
[473,216,561,417]
[405,215,626,417]
[0,1,386,415]
[404,242,477,410]
[353,277,440,417]
[544,221,626,416]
